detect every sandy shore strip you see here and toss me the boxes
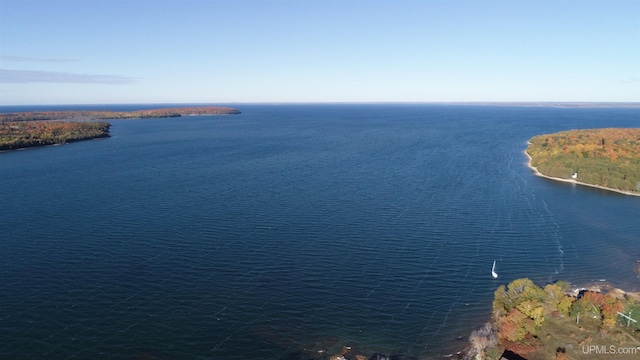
[524,148,640,197]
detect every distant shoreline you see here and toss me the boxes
[444,101,640,108]
[0,106,241,122]
[524,148,640,197]
[2,102,638,110]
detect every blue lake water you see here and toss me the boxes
[1,104,639,359]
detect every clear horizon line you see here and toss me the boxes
[1,101,639,108]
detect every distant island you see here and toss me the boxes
[0,106,240,151]
[526,128,640,196]
[446,102,640,108]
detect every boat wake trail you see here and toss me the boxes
[541,199,565,275]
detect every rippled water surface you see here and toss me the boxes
[1,104,639,359]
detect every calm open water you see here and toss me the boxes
[1,104,639,359]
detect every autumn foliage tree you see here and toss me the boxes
[468,323,497,360]
[544,282,574,316]
[569,290,624,329]
[493,278,548,343]
[602,294,624,328]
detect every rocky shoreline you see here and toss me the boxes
[292,345,467,360]
[302,279,640,360]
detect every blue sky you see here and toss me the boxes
[1,0,638,105]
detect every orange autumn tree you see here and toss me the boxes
[493,278,548,342]
[602,294,624,328]
[569,291,624,329]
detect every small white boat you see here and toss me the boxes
[572,172,578,179]
[491,260,498,279]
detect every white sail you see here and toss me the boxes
[491,260,498,279]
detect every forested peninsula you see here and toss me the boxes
[526,128,640,196]
[0,106,240,151]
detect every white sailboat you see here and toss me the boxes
[491,260,498,279]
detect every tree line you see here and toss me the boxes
[0,106,240,122]
[0,121,110,150]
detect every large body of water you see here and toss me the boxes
[1,104,639,359]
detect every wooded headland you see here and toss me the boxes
[0,106,241,151]
[526,128,640,195]
[0,121,111,151]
